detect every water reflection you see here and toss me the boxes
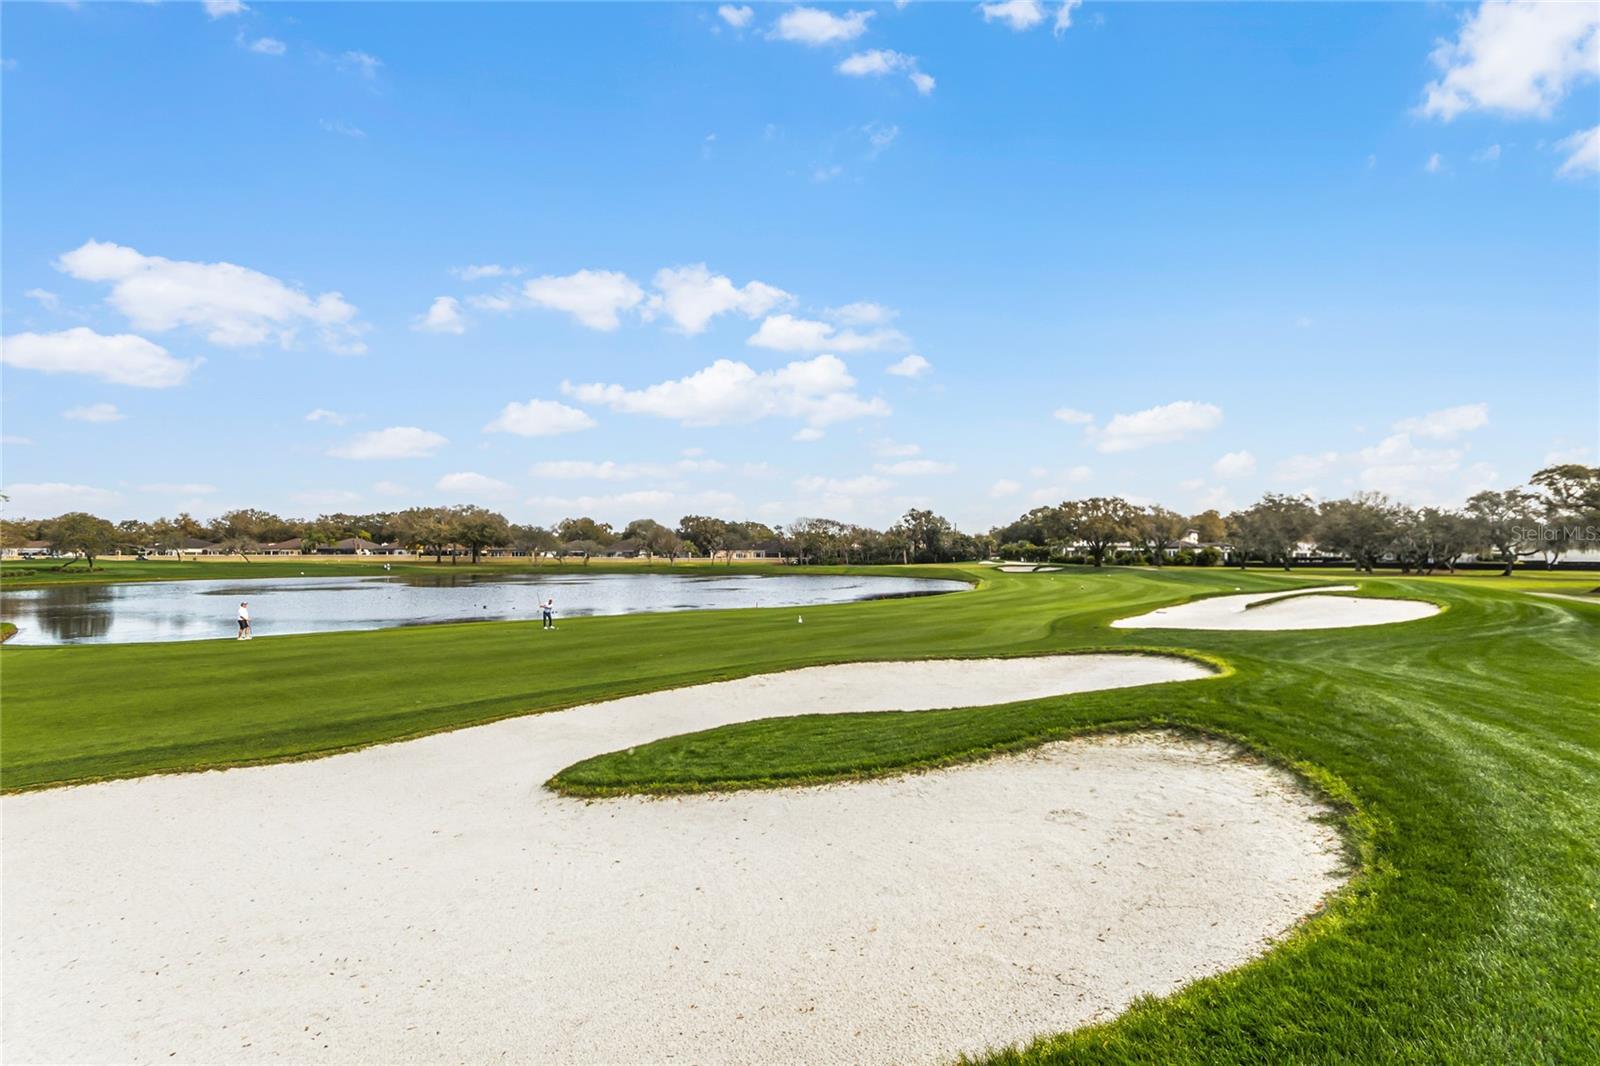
[1,572,967,646]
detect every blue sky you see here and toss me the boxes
[2,0,1596,532]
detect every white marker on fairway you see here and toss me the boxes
[797,615,804,624]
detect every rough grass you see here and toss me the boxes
[3,564,1597,1061]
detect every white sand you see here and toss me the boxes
[1112,586,1440,631]
[997,564,1063,573]
[2,655,1346,1065]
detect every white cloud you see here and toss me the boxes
[835,49,934,94]
[717,4,754,28]
[644,264,790,334]
[532,460,638,481]
[838,49,912,76]
[1090,401,1223,453]
[827,301,897,326]
[564,354,889,429]
[63,402,125,423]
[1,328,198,388]
[1028,466,1094,503]
[341,51,382,79]
[872,439,920,457]
[1419,1,1600,120]
[1543,444,1593,465]
[795,474,893,496]
[415,296,467,334]
[1473,143,1503,162]
[1557,124,1600,177]
[466,291,518,313]
[1275,451,1341,482]
[1192,485,1236,513]
[989,478,1021,499]
[1354,432,1495,503]
[328,426,447,460]
[2,435,34,446]
[980,0,1045,32]
[55,239,366,353]
[886,353,931,378]
[874,459,954,475]
[1393,402,1489,440]
[1212,450,1257,478]
[811,163,844,183]
[372,480,411,496]
[436,471,513,498]
[318,119,366,138]
[304,408,348,425]
[792,427,825,442]
[140,482,217,495]
[523,269,644,331]
[531,458,727,481]
[772,7,873,46]
[247,37,286,56]
[1052,406,1093,425]
[203,0,247,17]
[1054,0,1082,36]
[864,121,900,155]
[1426,152,1446,173]
[484,398,597,438]
[748,313,908,352]
[3,482,121,516]
[451,264,514,281]
[24,288,60,310]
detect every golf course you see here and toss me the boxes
[2,562,1596,1062]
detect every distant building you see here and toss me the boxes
[316,537,404,555]
[715,539,788,562]
[0,540,54,559]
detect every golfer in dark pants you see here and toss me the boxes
[541,598,555,630]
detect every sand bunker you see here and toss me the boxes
[998,563,1063,573]
[3,655,1345,1064]
[1113,586,1439,631]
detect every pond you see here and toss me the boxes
[0,571,969,646]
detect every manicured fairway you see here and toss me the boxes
[3,565,1598,1062]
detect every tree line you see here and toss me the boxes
[991,464,1598,575]
[1,505,989,572]
[7,464,1594,574]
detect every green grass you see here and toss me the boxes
[3,564,1597,1061]
[0,621,15,643]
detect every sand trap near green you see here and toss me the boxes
[1112,586,1440,631]
[2,654,1345,1064]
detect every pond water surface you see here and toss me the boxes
[1,571,968,645]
